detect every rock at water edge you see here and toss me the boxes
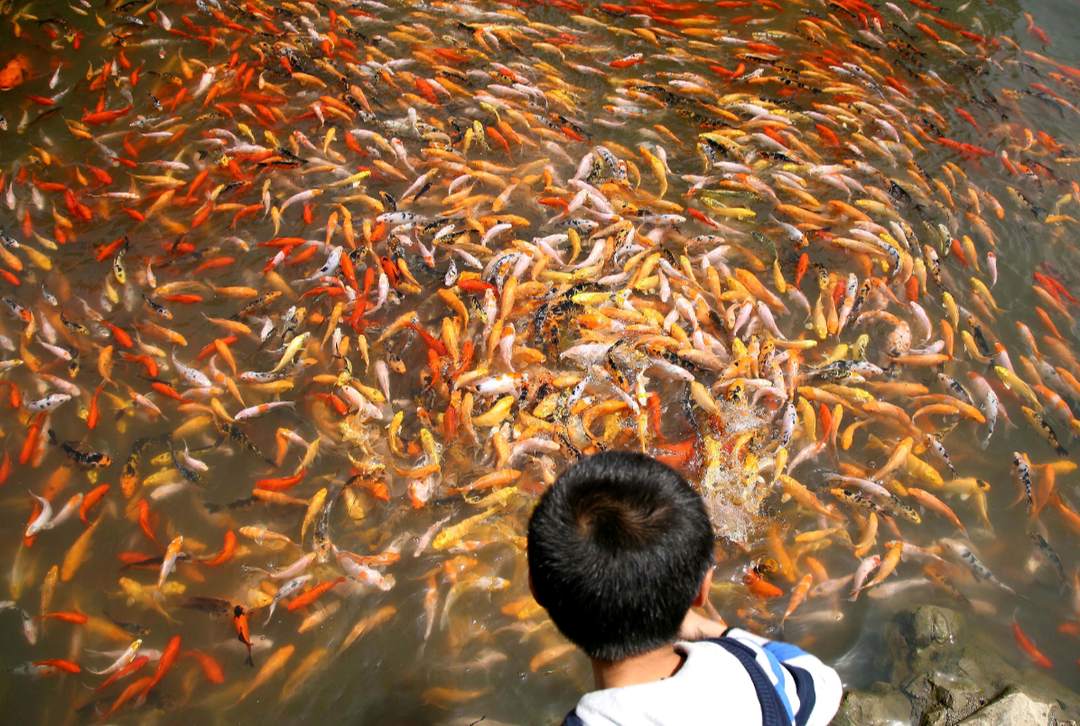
[957,688,1052,726]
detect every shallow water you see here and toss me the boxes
[0,0,1078,722]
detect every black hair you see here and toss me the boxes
[526,450,714,662]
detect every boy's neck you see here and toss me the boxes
[591,644,685,690]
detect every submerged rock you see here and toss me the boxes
[837,605,1079,726]
[894,605,965,675]
[833,683,912,725]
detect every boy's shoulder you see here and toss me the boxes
[568,632,843,726]
[570,639,766,726]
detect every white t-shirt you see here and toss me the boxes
[571,629,843,726]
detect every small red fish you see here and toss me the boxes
[201,530,236,566]
[40,610,88,624]
[0,54,31,91]
[183,650,225,684]
[96,655,149,691]
[794,252,810,287]
[82,104,133,125]
[233,606,254,666]
[1012,619,1053,669]
[609,53,644,69]
[286,577,345,611]
[254,468,307,492]
[32,658,81,674]
[138,634,181,703]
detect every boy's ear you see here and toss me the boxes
[692,567,714,608]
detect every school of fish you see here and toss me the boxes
[0,0,1079,719]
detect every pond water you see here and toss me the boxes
[0,0,1078,722]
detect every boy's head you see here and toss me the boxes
[527,450,715,662]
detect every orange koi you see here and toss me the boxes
[33,658,81,674]
[121,353,159,377]
[0,54,31,91]
[233,605,255,666]
[254,468,307,492]
[87,384,104,430]
[286,577,345,611]
[136,499,158,545]
[183,650,225,684]
[744,569,783,599]
[96,655,149,691]
[82,105,133,125]
[104,322,133,349]
[794,252,809,287]
[201,530,236,566]
[79,484,109,524]
[1012,619,1053,668]
[485,126,511,156]
[161,293,203,304]
[609,53,644,69]
[40,610,88,624]
[106,676,153,718]
[19,412,47,466]
[138,634,181,702]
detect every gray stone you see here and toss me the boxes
[957,689,1052,726]
[838,604,1080,726]
[900,605,965,677]
[901,671,987,725]
[833,683,912,726]
[909,605,963,652]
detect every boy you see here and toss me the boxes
[527,451,843,726]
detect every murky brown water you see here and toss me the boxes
[0,0,1078,722]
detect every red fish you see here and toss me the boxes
[201,530,236,566]
[136,498,158,545]
[1034,272,1077,304]
[79,484,109,524]
[0,54,31,91]
[138,635,181,703]
[609,53,644,69]
[96,655,149,692]
[82,104,133,125]
[183,650,225,684]
[286,577,345,611]
[1012,619,1053,669]
[254,468,307,492]
[744,569,783,599]
[106,675,153,718]
[40,610,88,624]
[33,658,81,674]
[794,252,810,287]
[1024,12,1051,46]
[233,605,255,666]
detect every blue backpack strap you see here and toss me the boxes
[782,664,815,726]
[709,638,790,726]
[561,708,585,726]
